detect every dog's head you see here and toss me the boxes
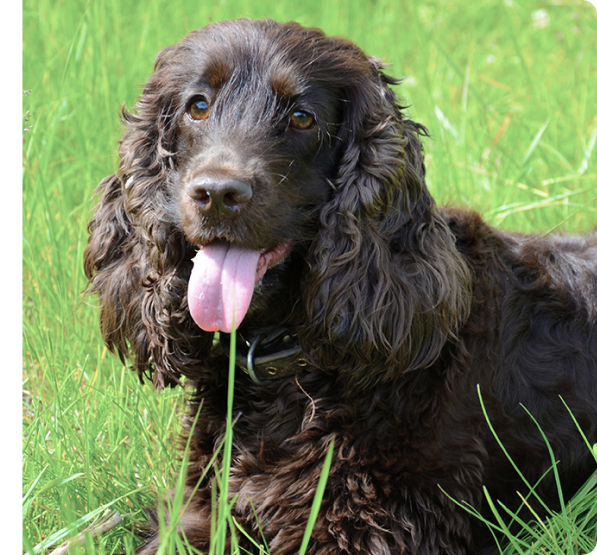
[85,19,470,388]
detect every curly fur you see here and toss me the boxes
[84,19,597,555]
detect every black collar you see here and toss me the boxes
[220,326,308,385]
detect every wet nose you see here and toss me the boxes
[187,176,252,219]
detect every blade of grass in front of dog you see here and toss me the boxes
[482,487,533,554]
[473,389,597,555]
[560,396,597,466]
[250,496,271,552]
[232,516,268,554]
[440,389,565,552]
[156,411,205,555]
[231,495,272,553]
[519,405,565,514]
[437,485,514,551]
[477,386,555,516]
[222,325,236,500]
[210,325,237,554]
[297,438,335,555]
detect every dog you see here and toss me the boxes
[84,18,597,555]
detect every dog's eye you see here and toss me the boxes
[188,97,210,121]
[289,110,315,130]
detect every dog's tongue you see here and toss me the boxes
[187,243,264,333]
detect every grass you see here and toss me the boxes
[441,390,597,555]
[22,0,597,553]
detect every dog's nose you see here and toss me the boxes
[187,176,252,219]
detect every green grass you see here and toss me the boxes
[441,390,597,555]
[23,0,597,553]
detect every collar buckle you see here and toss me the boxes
[221,327,307,385]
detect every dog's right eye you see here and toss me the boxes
[289,110,315,130]
[188,97,210,121]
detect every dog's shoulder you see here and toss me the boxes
[440,205,597,321]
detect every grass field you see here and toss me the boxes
[22,0,597,553]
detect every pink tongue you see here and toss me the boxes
[187,243,263,333]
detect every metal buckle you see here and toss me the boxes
[245,334,269,385]
[221,327,303,385]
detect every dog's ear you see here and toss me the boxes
[302,58,471,387]
[84,46,212,389]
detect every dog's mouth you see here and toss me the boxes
[187,240,294,333]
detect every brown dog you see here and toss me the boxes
[85,19,597,555]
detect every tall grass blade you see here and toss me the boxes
[297,438,335,555]
[520,118,551,168]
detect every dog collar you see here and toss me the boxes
[220,327,308,385]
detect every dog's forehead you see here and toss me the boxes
[180,32,311,97]
[171,20,365,100]
[203,50,302,101]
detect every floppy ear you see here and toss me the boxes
[84,47,212,389]
[302,59,471,387]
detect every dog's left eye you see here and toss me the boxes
[289,110,315,130]
[188,97,210,121]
